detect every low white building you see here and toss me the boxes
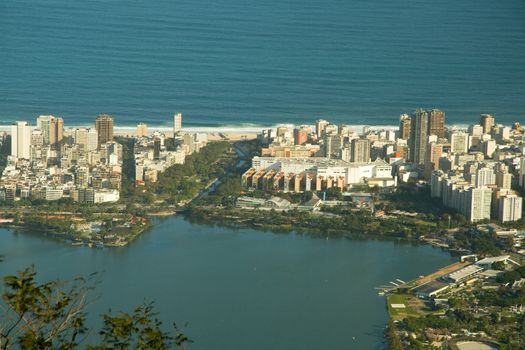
[248,156,395,191]
[93,189,120,203]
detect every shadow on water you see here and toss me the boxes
[181,213,454,256]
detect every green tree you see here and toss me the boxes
[325,187,342,200]
[385,319,402,350]
[301,191,313,203]
[0,268,192,350]
[492,261,506,271]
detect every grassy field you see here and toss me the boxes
[387,293,428,321]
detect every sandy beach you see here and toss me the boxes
[0,121,469,143]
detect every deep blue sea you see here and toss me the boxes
[1,0,525,128]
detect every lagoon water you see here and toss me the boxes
[1,0,525,127]
[0,217,455,349]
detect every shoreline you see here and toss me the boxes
[0,122,473,135]
[183,206,458,252]
[0,208,451,254]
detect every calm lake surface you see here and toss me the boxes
[0,217,455,349]
[1,0,525,127]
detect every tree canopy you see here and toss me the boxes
[0,268,191,350]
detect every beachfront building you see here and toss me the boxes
[315,119,329,138]
[37,115,64,148]
[136,122,148,137]
[409,109,429,165]
[11,121,31,160]
[428,109,446,139]
[399,114,411,140]
[480,114,495,134]
[173,113,183,136]
[95,114,114,147]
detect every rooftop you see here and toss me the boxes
[447,265,483,282]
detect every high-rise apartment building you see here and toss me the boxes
[475,167,496,188]
[37,115,63,147]
[323,124,338,136]
[467,187,492,222]
[75,167,90,188]
[424,142,443,179]
[95,114,114,147]
[468,124,484,148]
[427,109,445,138]
[482,139,497,158]
[519,157,525,188]
[315,119,329,138]
[36,115,50,143]
[496,167,512,189]
[480,114,495,134]
[87,128,98,151]
[351,138,370,163]
[399,114,411,140]
[498,127,511,142]
[74,128,88,148]
[31,129,44,147]
[173,113,183,135]
[338,125,350,136]
[450,131,469,153]
[431,171,493,223]
[73,128,98,152]
[153,138,161,160]
[409,109,428,165]
[340,147,351,162]
[11,121,31,159]
[54,117,63,146]
[395,139,409,159]
[293,127,309,145]
[324,134,343,159]
[136,123,148,137]
[498,194,523,222]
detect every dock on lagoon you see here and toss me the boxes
[420,236,450,249]
[375,261,470,296]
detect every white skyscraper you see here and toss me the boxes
[498,126,511,141]
[315,119,329,138]
[468,124,484,147]
[450,131,469,153]
[475,167,496,188]
[482,139,497,158]
[74,128,88,148]
[173,113,183,136]
[467,187,492,222]
[11,121,31,159]
[87,128,98,151]
[496,167,512,189]
[36,115,63,146]
[520,157,525,188]
[31,129,44,147]
[498,194,523,222]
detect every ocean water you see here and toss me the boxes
[1,0,525,128]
